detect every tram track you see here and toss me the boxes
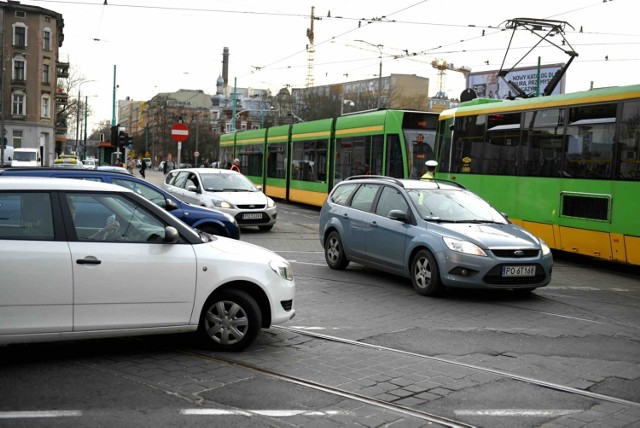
[272,325,640,409]
[173,344,476,428]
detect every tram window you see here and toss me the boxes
[565,103,616,179]
[267,143,286,179]
[450,115,486,174]
[523,109,564,177]
[483,113,521,176]
[619,100,640,181]
[238,144,263,177]
[385,134,403,178]
[333,134,381,179]
[292,139,327,182]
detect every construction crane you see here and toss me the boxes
[431,59,471,99]
[305,6,315,88]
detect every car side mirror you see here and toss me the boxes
[388,209,408,222]
[165,198,179,212]
[187,185,198,192]
[163,226,180,243]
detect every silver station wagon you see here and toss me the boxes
[319,176,553,296]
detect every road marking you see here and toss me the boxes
[181,409,346,417]
[455,409,581,417]
[0,411,81,418]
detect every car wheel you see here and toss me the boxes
[411,249,443,296]
[258,225,273,231]
[198,289,262,352]
[198,225,224,237]
[324,231,350,270]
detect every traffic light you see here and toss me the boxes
[118,130,133,147]
[110,125,118,145]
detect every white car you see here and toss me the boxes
[82,159,96,169]
[0,177,295,351]
[163,168,277,231]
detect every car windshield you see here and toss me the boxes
[406,188,507,223]
[201,173,256,192]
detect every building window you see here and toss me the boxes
[13,24,27,48]
[13,56,26,81]
[13,130,23,148]
[42,64,50,84]
[43,29,52,51]
[41,95,51,119]
[15,11,26,18]
[12,93,26,116]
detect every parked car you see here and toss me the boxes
[0,167,241,240]
[319,176,553,296]
[0,177,295,351]
[53,157,83,169]
[96,165,132,175]
[157,161,165,171]
[82,159,96,169]
[163,168,277,231]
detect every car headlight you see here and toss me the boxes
[540,239,551,256]
[269,260,294,281]
[443,236,487,257]
[266,197,276,208]
[212,199,233,209]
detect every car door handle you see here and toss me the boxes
[76,258,101,265]
[370,221,378,227]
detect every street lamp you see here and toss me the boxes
[236,106,277,128]
[75,79,96,154]
[341,99,354,115]
[355,40,383,108]
[81,95,98,160]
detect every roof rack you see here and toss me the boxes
[345,175,405,187]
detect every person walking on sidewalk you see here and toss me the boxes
[139,158,146,179]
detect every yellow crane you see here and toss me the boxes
[431,59,471,98]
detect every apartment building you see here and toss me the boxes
[0,1,67,166]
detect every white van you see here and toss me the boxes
[1,145,14,167]
[11,148,41,167]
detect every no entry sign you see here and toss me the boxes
[171,123,189,142]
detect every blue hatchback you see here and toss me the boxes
[0,168,240,239]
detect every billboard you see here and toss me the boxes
[467,64,565,99]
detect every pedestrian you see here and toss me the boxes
[163,153,176,175]
[126,157,135,174]
[421,160,438,180]
[230,158,241,173]
[139,157,146,179]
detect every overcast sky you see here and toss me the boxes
[23,0,639,131]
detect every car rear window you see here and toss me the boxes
[0,192,54,240]
[330,183,358,206]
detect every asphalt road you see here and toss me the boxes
[1,168,638,428]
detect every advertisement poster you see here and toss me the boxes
[467,64,565,99]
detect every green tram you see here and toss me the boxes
[436,84,640,266]
[219,110,439,207]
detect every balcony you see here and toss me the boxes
[57,58,69,79]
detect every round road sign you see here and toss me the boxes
[171,123,189,142]
[194,151,200,157]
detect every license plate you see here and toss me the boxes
[243,213,263,220]
[502,265,536,277]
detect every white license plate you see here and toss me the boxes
[502,265,536,277]
[243,213,263,220]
